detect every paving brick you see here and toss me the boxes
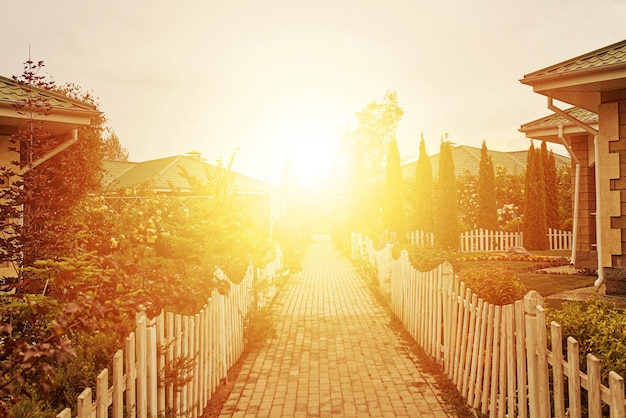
[217,237,456,417]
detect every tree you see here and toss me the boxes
[0,61,118,279]
[523,143,548,250]
[382,139,405,236]
[435,139,459,250]
[413,134,435,232]
[541,142,559,230]
[340,91,403,236]
[476,140,498,230]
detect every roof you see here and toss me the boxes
[0,75,99,133]
[519,106,598,142]
[401,145,570,179]
[520,39,626,112]
[103,155,277,195]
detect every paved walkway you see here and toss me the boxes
[218,236,455,417]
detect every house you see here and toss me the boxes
[401,144,570,179]
[520,39,626,295]
[101,153,281,238]
[0,75,100,278]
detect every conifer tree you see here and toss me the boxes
[382,139,405,236]
[476,140,498,230]
[523,143,548,250]
[542,142,559,230]
[435,139,459,250]
[414,134,435,232]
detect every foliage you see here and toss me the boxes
[457,262,527,305]
[341,91,403,234]
[406,244,461,273]
[523,143,548,250]
[546,298,626,387]
[244,306,275,348]
[412,134,435,232]
[435,139,459,250]
[51,331,121,411]
[494,164,524,230]
[382,139,405,235]
[542,142,560,230]
[0,60,123,279]
[476,141,498,230]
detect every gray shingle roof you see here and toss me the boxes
[402,145,570,179]
[0,75,97,111]
[524,40,626,80]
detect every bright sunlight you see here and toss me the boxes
[269,109,341,187]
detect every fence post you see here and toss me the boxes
[524,290,544,418]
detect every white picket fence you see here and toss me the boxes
[56,249,283,418]
[359,236,626,417]
[405,228,573,252]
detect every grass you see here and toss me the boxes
[457,250,597,298]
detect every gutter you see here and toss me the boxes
[547,98,604,288]
[22,128,78,174]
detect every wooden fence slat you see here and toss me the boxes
[489,305,501,418]
[514,300,527,418]
[480,304,495,416]
[609,371,625,418]
[113,350,124,418]
[77,387,92,418]
[126,332,136,417]
[96,368,108,418]
[567,337,582,418]
[550,322,565,418]
[587,354,602,418]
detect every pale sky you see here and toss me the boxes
[2,1,625,185]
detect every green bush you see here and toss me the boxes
[406,244,460,273]
[457,262,526,305]
[547,298,626,386]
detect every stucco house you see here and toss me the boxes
[101,153,281,238]
[520,39,626,295]
[0,75,100,278]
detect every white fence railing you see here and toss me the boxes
[357,235,626,416]
[405,228,573,252]
[56,248,283,418]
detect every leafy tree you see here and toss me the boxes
[102,131,129,161]
[435,139,459,250]
[523,143,548,250]
[382,139,405,235]
[341,91,403,235]
[413,134,434,232]
[0,61,116,282]
[476,140,498,230]
[541,142,559,230]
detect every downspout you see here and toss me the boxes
[547,98,604,288]
[556,124,580,265]
[22,128,78,174]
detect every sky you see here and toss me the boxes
[1,1,625,186]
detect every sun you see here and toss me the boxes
[270,109,341,187]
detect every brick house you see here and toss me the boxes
[520,39,626,295]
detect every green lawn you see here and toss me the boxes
[458,250,597,298]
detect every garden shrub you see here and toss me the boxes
[547,298,626,386]
[457,262,526,305]
[406,244,460,273]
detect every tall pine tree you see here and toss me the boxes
[435,139,459,250]
[382,139,405,236]
[541,141,560,230]
[523,143,548,250]
[414,134,434,232]
[476,140,498,230]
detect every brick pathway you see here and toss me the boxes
[218,236,455,417]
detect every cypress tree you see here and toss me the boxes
[414,134,435,232]
[542,142,560,230]
[523,143,548,250]
[382,139,405,236]
[435,140,459,250]
[476,140,498,230]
